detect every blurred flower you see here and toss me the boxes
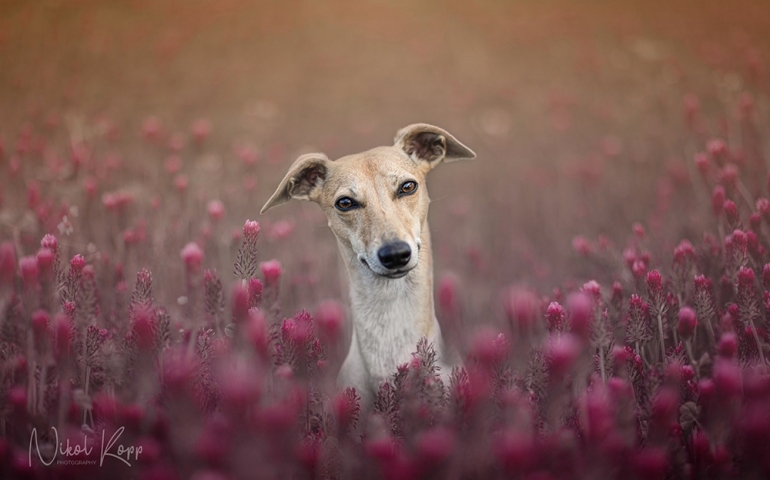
[677,306,697,339]
[502,287,540,333]
[207,200,225,222]
[260,260,282,285]
[191,119,212,144]
[180,242,204,272]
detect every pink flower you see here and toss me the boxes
[469,329,508,367]
[723,200,739,224]
[718,332,738,358]
[437,273,458,318]
[245,309,268,355]
[174,174,188,193]
[757,198,770,216]
[31,310,49,338]
[707,138,727,156]
[191,118,212,144]
[164,155,182,174]
[40,234,58,252]
[314,300,345,341]
[207,200,225,222]
[231,283,250,323]
[502,287,540,332]
[683,93,699,127]
[572,236,593,255]
[167,132,185,152]
[546,333,581,376]
[713,359,742,400]
[718,164,739,186]
[546,301,565,332]
[673,240,695,266]
[567,292,593,339]
[631,259,647,279]
[677,306,697,339]
[694,152,709,174]
[70,254,86,274]
[243,219,260,240]
[141,116,162,141]
[646,270,662,294]
[581,280,601,298]
[180,242,204,271]
[234,144,258,165]
[712,185,725,216]
[268,220,295,240]
[18,256,39,286]
[737,266,755,288]
[260,260,282,285]
[83,176,98,198]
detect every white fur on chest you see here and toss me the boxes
[350,277,431,384]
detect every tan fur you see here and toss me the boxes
[262,124,475,401]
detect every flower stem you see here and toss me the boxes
[657,312,666,362]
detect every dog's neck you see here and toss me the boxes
[337,226,440,385]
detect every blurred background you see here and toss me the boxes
[1,0,768,324]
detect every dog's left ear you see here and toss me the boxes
[394,123,476,168]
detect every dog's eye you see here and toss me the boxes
[335,197,358,211]
[399,181,418,196]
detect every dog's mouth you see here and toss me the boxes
[359,257,414,279]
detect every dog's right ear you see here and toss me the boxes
[261,153,329,214]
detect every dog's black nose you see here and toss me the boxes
[378,241,412,269]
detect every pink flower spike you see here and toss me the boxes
[180,242,204,271]
[315,300,344,339]
[69,254,86,274]
[141,116,162,141]
[572,236,593,255]
[502,287,540,332]
[546,334,582,377]
[723,200,738,224]
[191,118,212,144]
[673,240,695,266]
[676,307,697,339]
[40,234,58,252]
[19,256,39,287]
[707,138,727,156]
[243,220,260,239]
[260,260,282,285]
[711,185,725,216]
[566,292,593,340]
[174,174,188,193]
[694,152,709,174]
[36,248,54,276]
[207,200,225,222]
[646,270,662,294]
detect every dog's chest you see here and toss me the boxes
[351,281,431,383]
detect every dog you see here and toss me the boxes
[261,123,476,403]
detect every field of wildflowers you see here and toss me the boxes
[1,1,770,479]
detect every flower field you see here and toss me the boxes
[1,1,769,479]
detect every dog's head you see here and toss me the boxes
[261,124,475,279]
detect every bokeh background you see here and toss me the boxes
[1,0,769,325]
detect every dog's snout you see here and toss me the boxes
[377,241,412,269]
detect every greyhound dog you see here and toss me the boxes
[261,123,476,403]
